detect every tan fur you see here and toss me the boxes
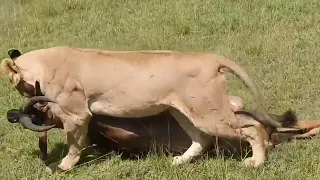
[296,120,320,130]
[1,59,16,75]
[229,95,245,111]
[274,120,320,140]
[292,120,320,138]
[1,46,277,172]
[0,59,21,86]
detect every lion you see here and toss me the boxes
[1,47,295,173]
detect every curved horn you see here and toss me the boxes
[7,109,21,123]
[19,114,55,132]
[20,96,54,113]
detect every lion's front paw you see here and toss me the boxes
[171,155,188,166]
[242,157,264,167]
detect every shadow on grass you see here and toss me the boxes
[31,142,69,165]
[31,141,253,168]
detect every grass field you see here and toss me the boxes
[1,0,320,179]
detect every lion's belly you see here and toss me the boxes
[89,100,169,118]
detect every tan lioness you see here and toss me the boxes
[1,47,291,173]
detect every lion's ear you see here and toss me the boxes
[0,59,21,86]
[8,49,22,59]
[1,59,19,75]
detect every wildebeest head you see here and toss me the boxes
[6,66,58,133]
[6,96,56,132]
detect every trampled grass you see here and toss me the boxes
[1,0,320,179]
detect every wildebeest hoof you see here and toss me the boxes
[242,157,264,167]
[45,162,64,174]
[171,155,188,166]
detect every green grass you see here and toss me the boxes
[1,0,320,179]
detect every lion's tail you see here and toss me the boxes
[216,56,282,127]
[235,109,298,129]
[269,110,298,128]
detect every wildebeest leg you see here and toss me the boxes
[293,127,320,139]
[169,107,212,165]
[39,132,48,161]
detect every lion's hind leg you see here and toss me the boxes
[169,107,213,165]
[239,119,272,167]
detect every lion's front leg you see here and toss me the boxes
[46,118,90,173]
[44,93,92,173]
[59,121,90,171]
[45,88,92,173]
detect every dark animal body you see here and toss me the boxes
[7,95,305,165]
[8,106,298,160]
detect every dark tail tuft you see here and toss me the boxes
[279,109,298,127]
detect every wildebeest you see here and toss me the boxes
[7,95,299,168]
[1,47,294,172]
